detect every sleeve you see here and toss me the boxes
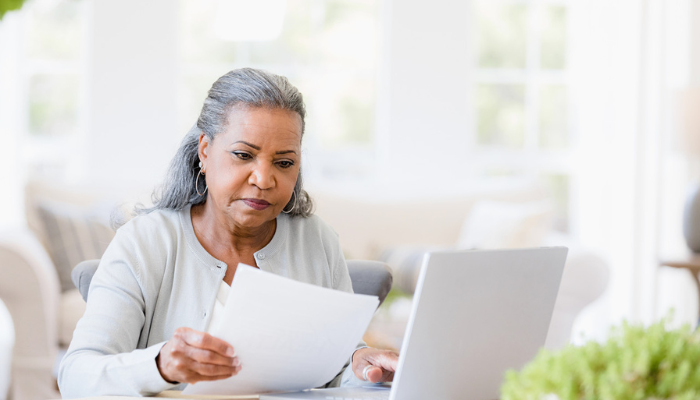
[57,229,178,398]
[318,217,352,294]
[317,217,369,388]
[323,346,370,388]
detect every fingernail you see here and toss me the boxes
[226,347,236,357]
[232,357,240,367]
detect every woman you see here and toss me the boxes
[58,68,398,397]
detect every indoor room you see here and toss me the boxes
[1,0,700,398]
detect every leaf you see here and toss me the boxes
[500,317,700,399]
[0,0,26,20]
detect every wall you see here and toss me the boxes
[0,13,25,230]
[376,0,473,184]
[83,0,180,188]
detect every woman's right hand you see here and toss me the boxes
[156,327,241,384]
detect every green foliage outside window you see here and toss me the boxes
[0,0,25,20]
[502,318,700,400]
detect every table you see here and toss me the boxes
[61,391,258,400]
[157,391,258,399]
[660,252,700,320]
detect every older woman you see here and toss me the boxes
[57,68,398,397]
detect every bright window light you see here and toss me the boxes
[213,0,287,41]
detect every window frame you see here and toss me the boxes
[177,0,381,181]
[472,0,574,232]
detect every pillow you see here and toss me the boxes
[457,200,553,250]
[379,245,446,294]
[58,289,87,347]
[35,201,116,292]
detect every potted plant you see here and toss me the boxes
[0,0,26,20]
[501,319,700,400]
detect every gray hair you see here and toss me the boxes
[140,68,313,217]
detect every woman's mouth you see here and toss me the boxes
[242,198,271,211]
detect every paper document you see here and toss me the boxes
[183,264,378,396]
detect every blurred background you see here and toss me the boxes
[1,0,700,398]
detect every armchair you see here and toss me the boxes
[72,259,394,306]
[0,230,62,400]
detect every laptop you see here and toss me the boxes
[260,247,568,400]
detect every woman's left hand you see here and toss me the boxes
[351,347,399,383]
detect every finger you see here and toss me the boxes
[186,346,239,367]
[366,366,395,383]
[354,349,399,371]
[178,328,235,357]
[352,358,371,380]
[366,366,384,383]
[352,349,399,382]
[188,359,241,377]
[380,369,395,382]
[353,358,377,381]
[370,351,399,372]
[184,370,241,384]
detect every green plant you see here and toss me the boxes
[0,0,26,20]
[501,318,700,400]
[381,286,411,309]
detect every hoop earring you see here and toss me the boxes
[196,170,208,197]
[283,191,298,214]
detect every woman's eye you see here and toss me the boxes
[277,160,294,169]
[233,152,252,160]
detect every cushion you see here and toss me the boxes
[346,260,393,307]
[0,300,12,397]
[58,289,86,347]
[379,245,446,294]
[71,259,100,302]
[35,201,115,292]
[457,200,553,249]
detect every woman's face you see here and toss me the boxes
[198,106,302,230]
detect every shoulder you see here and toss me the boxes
[113,207,186,254]
[104,208,185,278]
[118,208,183,238]
[281,214,343,262]
[283,213,338,241]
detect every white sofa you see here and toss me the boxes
[0,178,609,399]
[0,180,146,400]
[0,301,13,400]
[309,181,609,351]
[0,230,63,400]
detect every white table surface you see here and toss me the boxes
[58,391,259,400]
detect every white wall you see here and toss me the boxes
[569,0,700,329]
[693,0,700,86]
[376,0,473,185]
[0,12,25,230]
[83,0,180,188]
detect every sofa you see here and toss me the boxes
[0,177,609,399]
[0,301,13,400]
[0,180,150,400]
[309,181,610,351]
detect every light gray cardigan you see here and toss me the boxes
[58,205,362,398]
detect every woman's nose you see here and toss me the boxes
[249,163,275,190]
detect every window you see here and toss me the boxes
[178,0,380,179]
[21,0,85,178]
[473,0,571,231]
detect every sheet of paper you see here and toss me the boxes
[183,264,378,396]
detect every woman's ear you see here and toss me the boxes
[197,133,210,167]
